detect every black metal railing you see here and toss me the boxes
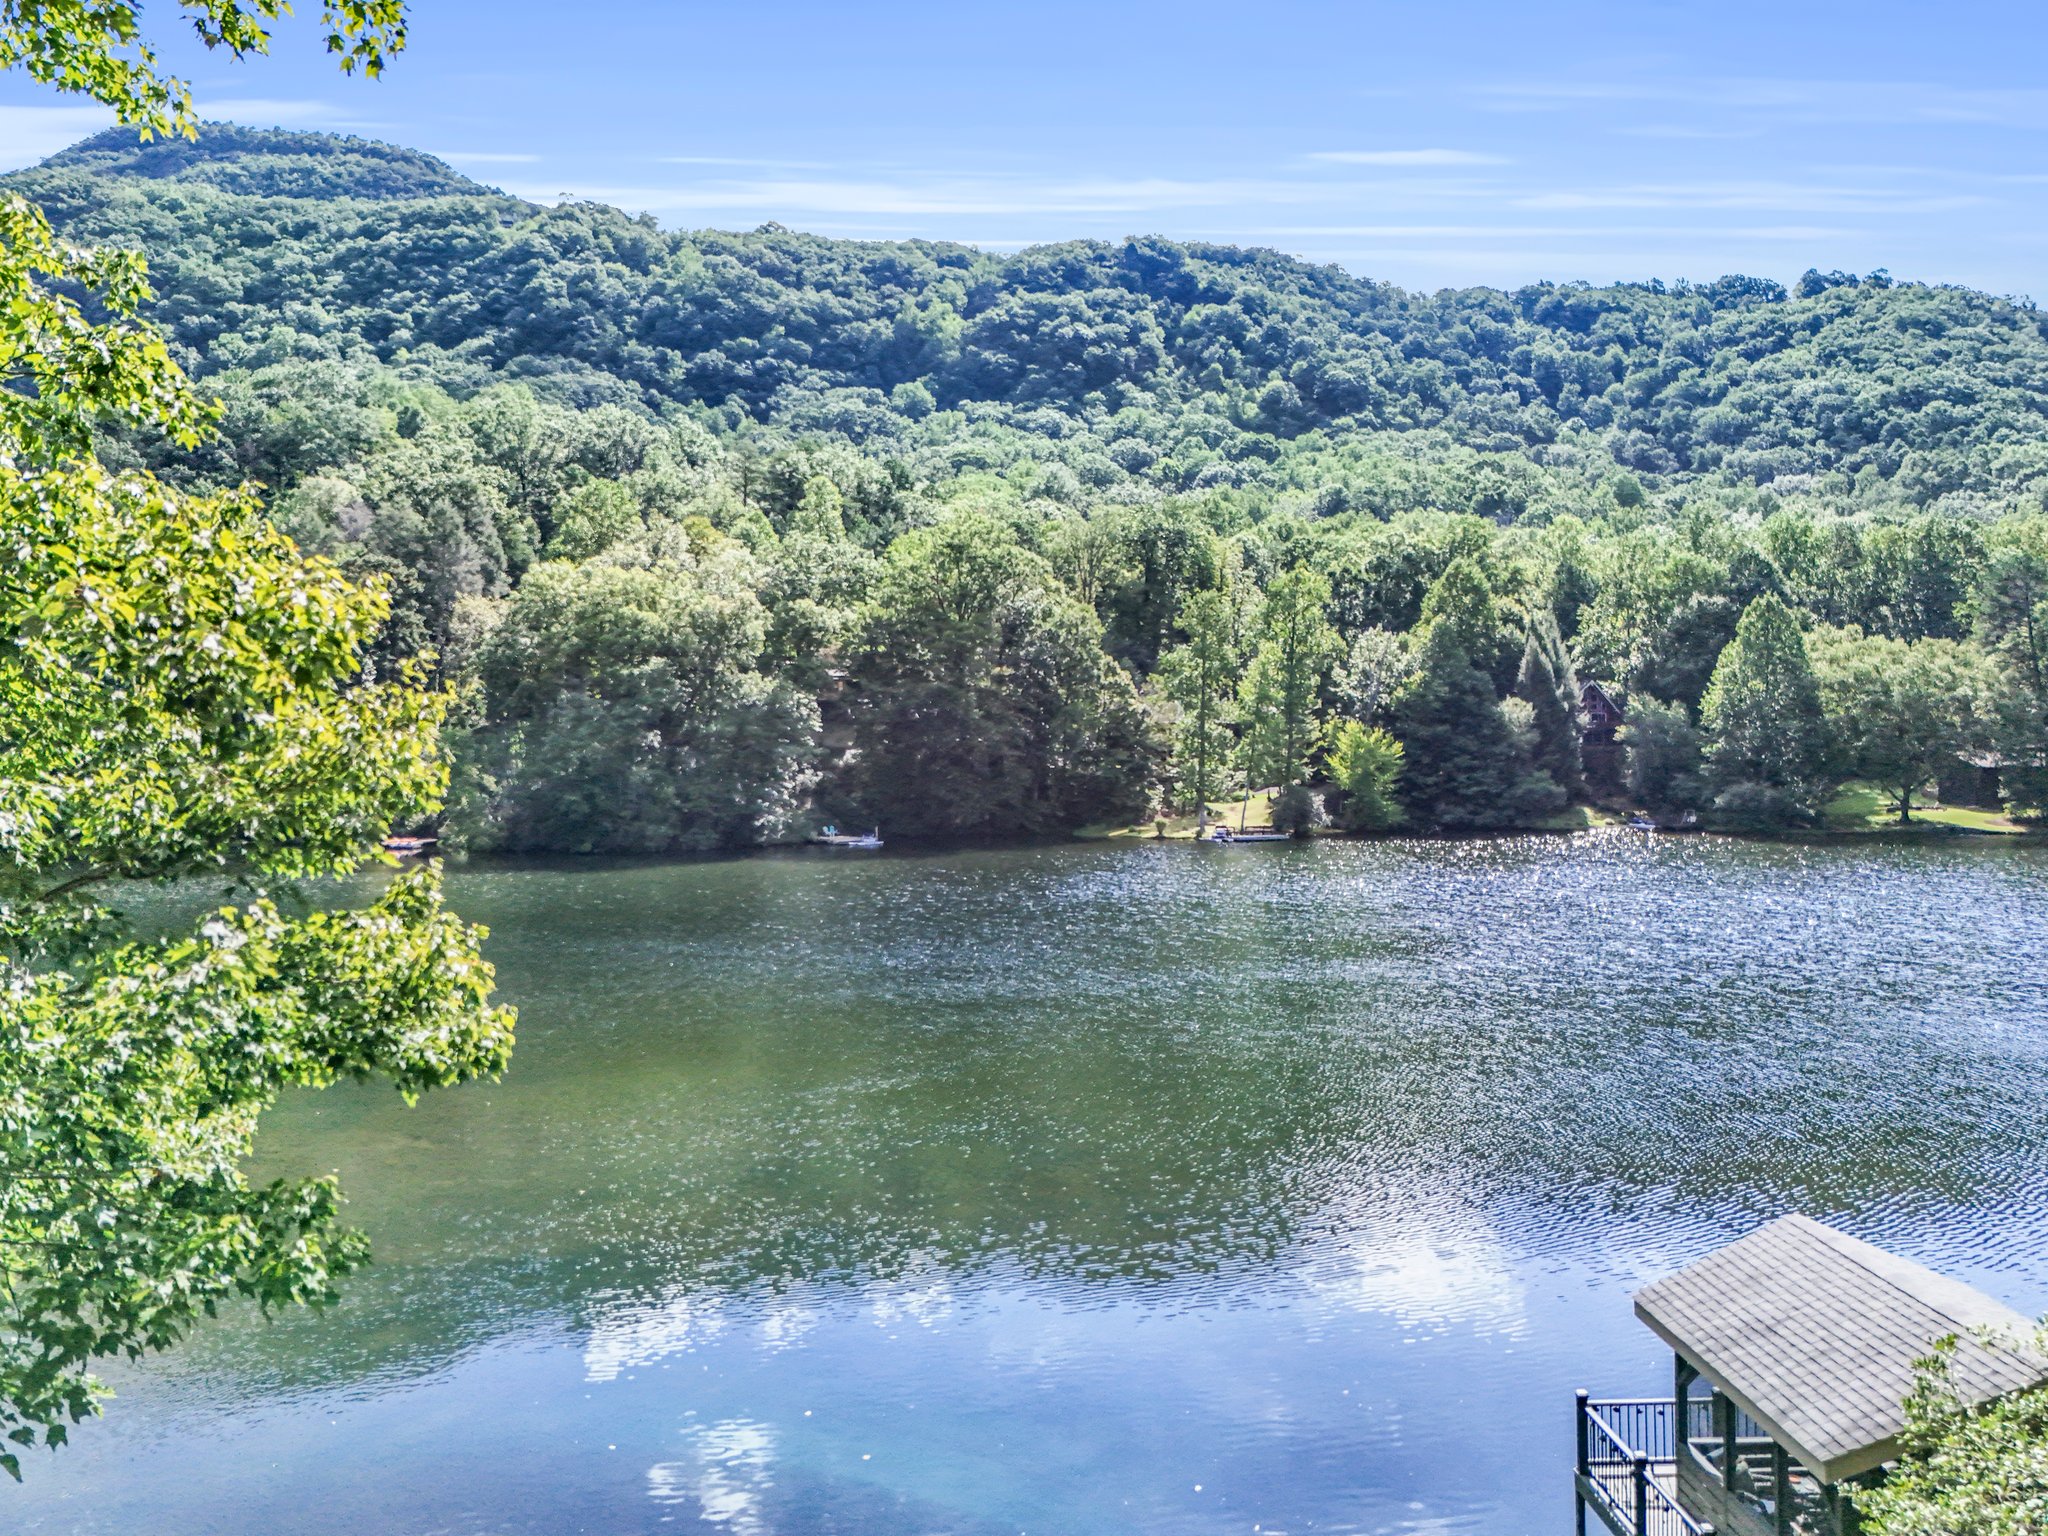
[1683,1394,1767,1459]
[1576,1393,1716,1536]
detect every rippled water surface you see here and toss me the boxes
[13,835,2048,1535]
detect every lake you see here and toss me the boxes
[12,834,2048,1535]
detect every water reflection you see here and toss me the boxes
[10,835,2048,1535]
[648,1417,779,1534]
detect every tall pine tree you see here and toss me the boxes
[1394,624,1564,829]
[1236,568,1338,792]
[1157,588,1240,828]
[1514,610,1584,797]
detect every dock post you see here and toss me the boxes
[1575,1391,1590,1536]
[1631,1454,1650,1536]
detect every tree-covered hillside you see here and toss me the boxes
[16,126,2048,515]
[12,125,2046,850]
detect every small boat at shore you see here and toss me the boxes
[1626,811,1700,833]
[811,826,884,849]
[1204,827,1290,844]
[383,834,438,855]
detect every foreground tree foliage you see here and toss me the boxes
[0,0,513,1473]
[1853,1335,2048,1536]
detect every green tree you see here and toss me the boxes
[1852,1333,2048,1536]
[1095,502,1220,673]
[1974,523,2048,810]
[1156,588,1240,827]
[461,541,821,854]
[1393,624,1564,830]
[842,515,1158,838]
[543,478,642,562]
[1332,627,1411,725]
[1236,567,1338,792]
[1418,555,1512,688]
[1620,697,1707,819]
[1700,595,1834,827]
[1811,627,1987,823]
[1326,720,1405,831]
[1866,514,1984,641]
[786,473,847,541]
[0,0,515,1472]
[1269,782,1328,838]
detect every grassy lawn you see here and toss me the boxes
[1534,804,1625,832]
[1092,790,1285,840]
[1823,783,2030,834]
[1092,795,1626,840]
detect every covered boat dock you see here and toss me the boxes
[1576,1214,2048,1536]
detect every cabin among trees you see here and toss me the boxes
[1580,681,1626,792]
[1575,1215,2048,1536]
[1935,750,2005,809]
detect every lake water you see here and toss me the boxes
[12,835,2048,1535]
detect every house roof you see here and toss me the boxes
[1633,1214,2048,1484]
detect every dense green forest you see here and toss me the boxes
[20,124,2048,847]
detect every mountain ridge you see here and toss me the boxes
[7,125,2047,521]
[34,123,510,202]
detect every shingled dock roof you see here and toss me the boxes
[1634,1214,2048,1484]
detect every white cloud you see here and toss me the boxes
[434,150,540,165]
[1618,125,1764,141]
[1307,148,1508,166]
[658,155,832,169]
[582,1287,728,1381]
[1513,180,1984,213]
[1302,1182,1528,1335]
[504,171,1487,219]
[1252,222,1854,242]
[1475,77,2048,131]
[0,104,115,170]
[194,97,344,125]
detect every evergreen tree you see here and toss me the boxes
[1236,567,1338,792]
[1514,610,1584,796]
[1393,624,1565,829]
[1699,594,1834,827]
[1156,588,1240,827]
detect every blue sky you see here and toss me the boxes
[3,0,2048,296]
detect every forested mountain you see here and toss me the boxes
[14,125,2047,848]
[20,125,2048,510]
